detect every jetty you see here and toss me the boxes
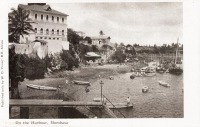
[9,99,120,118]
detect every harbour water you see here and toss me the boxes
[72,72,183,118]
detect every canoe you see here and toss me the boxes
[106,103,133,109]
[26,84,57,91]
[143,73,156,77]
[158,81,170,87]
[72,80,91,85]
[93,97,106,102]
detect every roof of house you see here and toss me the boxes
[33,40,48,44]
[85,52,101,58]
[91,36,110,40]
[18,4,68,16]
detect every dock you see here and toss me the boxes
[9,99,118,118]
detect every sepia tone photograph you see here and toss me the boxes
[8,2,183,119]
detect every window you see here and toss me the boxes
[41,15,43,20]
[57,30,59,35]
[46,29,49,35]
[62,18,64,23]
[49,37,51,40]
[52,16,54,22]
[57,17,59,22]
[52,29,54,34]
[35,14,37,19]
[35,28,37,33]
[35,37,38,39]
[62,30,64,35]
[57,38,59,40]
[53,38,55,40]
[40,28,43,34]
[46,15,48,21]
[45,37,47,39]
[40,37,42,39]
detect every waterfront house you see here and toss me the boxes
[17,3,69,53]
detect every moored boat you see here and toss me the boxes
[72,80,91,85]
[142,86,149,93]
[158,81,170,87]
[26,84,57,91]
[106,103,133,109]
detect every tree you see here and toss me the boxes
[9,46,27,99]
[84,36,92,44]
[111,49,126,64]
[9,6,34,43]
[99,30,105,36]
[67,28,82,45]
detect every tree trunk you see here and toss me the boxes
[11,79,20,99]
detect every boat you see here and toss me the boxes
[72,80,91,85]
[158,81,170,87]
[143,73,156,77]
[106,103,133,109]
[26,84,57,91]
[169,38,183,75]
[142,86,149,93]
[93,97,106,102]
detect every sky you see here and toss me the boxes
[9,2,182,46]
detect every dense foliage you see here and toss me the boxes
[9,6,34,42]
[111,49,126,63]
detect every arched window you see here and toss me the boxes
[35,14,37,19]
[46,15,48,21]
[41,15,43,20]
[40,28,43,34]
[52,29,54,35]
[52,16,54,22]
[62,30,64,35]
[57,17,59,22]
[57,30,59,35]
[46,29,49,35]
[62,18,64,23]
[35,28,37,33]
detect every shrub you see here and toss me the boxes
[60,50,79,70]
[25,56,47,80]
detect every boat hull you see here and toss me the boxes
[26,84,57,91]
[72,80,91,85]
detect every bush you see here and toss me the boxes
[25,56,47,80]
[60,50,79,70]
[111,49,126,63]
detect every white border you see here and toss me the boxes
[1,0,200,127]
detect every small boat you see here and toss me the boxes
[93,97,106,102]
[142,86,149,93]
[106,103,133,109]
[158,81,170,87]
[26,84,57,91]
[72,80,91,85]
[143,73,156,77]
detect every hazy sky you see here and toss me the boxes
[9,2,182,45]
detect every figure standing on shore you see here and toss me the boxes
[127,96,130,105]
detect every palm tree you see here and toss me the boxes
[9,6,34,43]
[99,30,105,36]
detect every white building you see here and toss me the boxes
[19,3,69,54]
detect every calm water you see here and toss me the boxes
[72,72,183,118]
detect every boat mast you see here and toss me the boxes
[175,37,179,64]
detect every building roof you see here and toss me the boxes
[33,39,48,44]
[85,52,101,58]
[91,36,110,40]
[18,4,68,16]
